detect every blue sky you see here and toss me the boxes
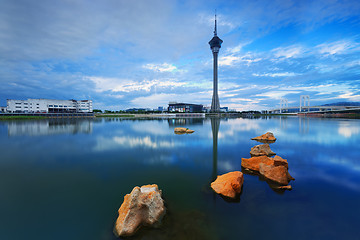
[1,0,360,111]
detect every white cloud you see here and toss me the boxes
[316,40,358,56]
[255,90,301,99]
[335,92,360,101]
[272,45,304,59]
[86,76,185,93]
[219,56,241,66]
[226,42,251,54]
[219,53,262,67]
[143,63,179,72]
[252,72,298,77]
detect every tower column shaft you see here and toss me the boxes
[211,51,220,112]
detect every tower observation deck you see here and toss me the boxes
[209,14,223,113]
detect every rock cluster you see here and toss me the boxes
[210,171,244,199]
[242,132,294,189]
[114,184,166,237]
[174,127,195,134]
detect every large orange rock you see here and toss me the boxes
[259,163,292,185]
[273,155,288,169]
[211,171,244,198]
[114,184,166,237]
[251,132,276,143]
[241,156,275,172]
[250,144,275,157]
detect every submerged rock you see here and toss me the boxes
[250,144,276,157]
[241,156,275,172]
[251,132,276,143]
[174,127,195,134]
[114,184,166,237]
[259,163,292,185]
[211,171,244,199]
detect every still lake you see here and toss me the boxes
[0,116,359,240]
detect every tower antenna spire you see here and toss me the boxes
[214,9,217,36]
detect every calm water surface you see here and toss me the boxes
[0,117,359,240]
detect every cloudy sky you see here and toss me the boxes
[1,0,360,111]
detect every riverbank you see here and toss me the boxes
[0,115,47,120]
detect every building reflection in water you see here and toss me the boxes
[7,118,93,136]
[167,117,204,126]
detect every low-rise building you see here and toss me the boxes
[6,99,93,113]
[168,102,203,113]
[0,106,6,113]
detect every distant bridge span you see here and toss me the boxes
[267,96,360,114]
[268,105,360,114]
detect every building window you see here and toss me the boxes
[49,105,53,107]
[54,105,58,107]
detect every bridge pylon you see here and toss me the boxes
[300,95,310,112]
[280,98,288,113]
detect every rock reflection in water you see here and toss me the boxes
[122,209,217,240]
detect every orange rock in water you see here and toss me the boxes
[251,132,276,143]
[174,127,195,134]
[273,155,288,169]
[241,155,275,172]
[174,127,187,133]
[211,171,244,198]
[114,184,166,237]
[250,144,276,157]
[259,163,291,185]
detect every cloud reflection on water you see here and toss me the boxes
[93,135,177,151]
[337,122,360,138]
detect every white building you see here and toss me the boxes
[0,106,6,112]
[6,99,93,113]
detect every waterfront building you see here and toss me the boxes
[209,14,223,112]
[168,102,203,113]
[0,106,5,113]
[6,99,93,113]
[220,107,228,112]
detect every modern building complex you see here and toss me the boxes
[6,99,93,113]
[168,102,203,113]
[209,14,223,113]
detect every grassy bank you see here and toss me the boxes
[95,114,135,118]
[0,115,47,120]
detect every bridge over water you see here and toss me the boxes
[266,96,360,114]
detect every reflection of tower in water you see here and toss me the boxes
[210,117,220,203]
[211,117,220,182]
